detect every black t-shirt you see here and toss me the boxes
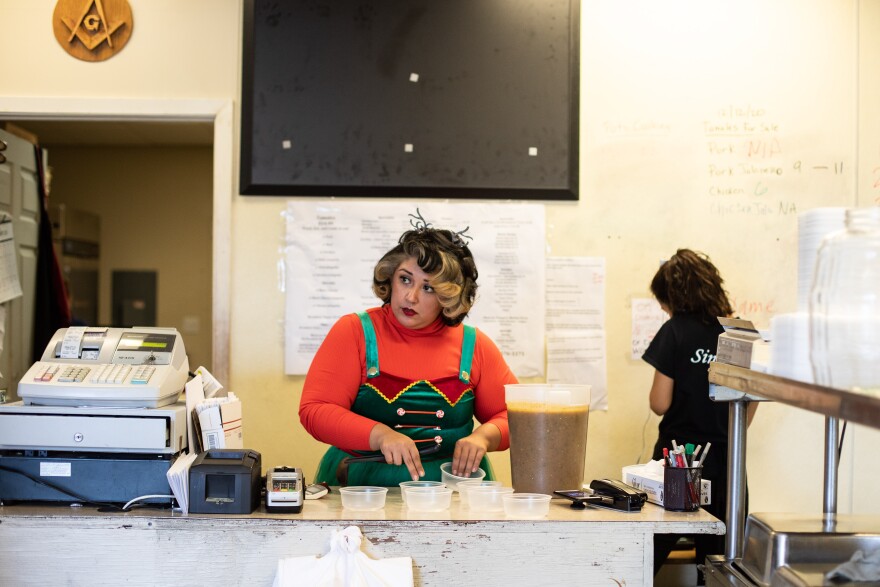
[644,313,738,559]
[642,313,728,451]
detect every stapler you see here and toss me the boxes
[588,479,648,511]
[554,479,648,512]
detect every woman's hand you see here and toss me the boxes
[452,424,500,476]
[369,423,424,481]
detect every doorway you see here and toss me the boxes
[0,98,232,384]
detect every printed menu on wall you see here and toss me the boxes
[284,201,546,377]
[545,257,608,410]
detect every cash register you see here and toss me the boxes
[0,327,190,504]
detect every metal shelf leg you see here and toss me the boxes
[725,400,748,561]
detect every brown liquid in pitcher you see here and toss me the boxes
[507,402,589,494]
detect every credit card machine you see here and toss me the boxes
[265,466,304,513]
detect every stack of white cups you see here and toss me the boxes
[769,312,812,383]
[768,207,846,383]
[797,207,846,310]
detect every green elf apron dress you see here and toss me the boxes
[314,312,495,486]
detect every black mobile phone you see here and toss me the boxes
[554,483,646,512]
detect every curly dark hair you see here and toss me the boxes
[372,228,479,326]
[650,249,733,324]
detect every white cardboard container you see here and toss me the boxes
[621,464,711,506]
[198,398,243,449]
[716,317,765,368]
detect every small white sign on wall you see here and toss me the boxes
[631,298,668,360]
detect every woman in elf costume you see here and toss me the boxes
[300,213,517,486]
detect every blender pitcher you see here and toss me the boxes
[505,384,591,494]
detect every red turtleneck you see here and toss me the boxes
[299,305,515,451]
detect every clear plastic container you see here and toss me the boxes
[810,207,880,393]
[502,493,552,518]
[339,486,388,511]
[439,461,485,491]
[399,480,445,504]
[467,485,514,512]
[505,384,591,494]
[458,479,502,506]
[404,486,453,512]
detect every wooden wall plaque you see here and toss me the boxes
[53,0,133,62]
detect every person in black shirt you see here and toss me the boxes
[642,249,758,584]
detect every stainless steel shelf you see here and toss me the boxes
[707,362,880,583]
[708,363,880,431]
[707,361,880,560]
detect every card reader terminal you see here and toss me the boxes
[266,466,304,513]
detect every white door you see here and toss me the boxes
[0,129,41,401]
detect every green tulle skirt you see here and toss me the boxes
[314,445,495,487]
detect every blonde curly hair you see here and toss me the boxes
[373,228,478,326]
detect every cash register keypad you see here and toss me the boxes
[58,366,90,383]
[131,366,156,384]
[91,364,132,384]
[33,363,60,382]
[32,362,157,386]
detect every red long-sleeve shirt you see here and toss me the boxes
[299,305,516,451]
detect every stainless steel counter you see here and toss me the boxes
[707,364,880,586]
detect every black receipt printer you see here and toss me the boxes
[189,449,262,514]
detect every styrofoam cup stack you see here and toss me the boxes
[798,207,846,311]
[769,312,814,383]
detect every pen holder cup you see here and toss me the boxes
[663,466,702,512]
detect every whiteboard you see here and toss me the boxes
[573,1,857,329]
[552,0,877,515]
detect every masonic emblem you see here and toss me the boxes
[53,0,133,62]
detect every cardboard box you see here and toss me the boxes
[716,317,766,368]
[622,463,711,507]
[198,398,243,449]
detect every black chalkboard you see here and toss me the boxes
[240,0,580,199]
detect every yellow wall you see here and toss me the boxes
[0,1,239,98]
[2,0,879,516]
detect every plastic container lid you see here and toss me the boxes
[504,383,591,407]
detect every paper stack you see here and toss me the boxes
[166,451,198,514]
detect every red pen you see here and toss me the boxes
[663,447,670,466]
[676,450,686,468]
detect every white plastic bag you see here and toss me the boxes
[273,526,414,587]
